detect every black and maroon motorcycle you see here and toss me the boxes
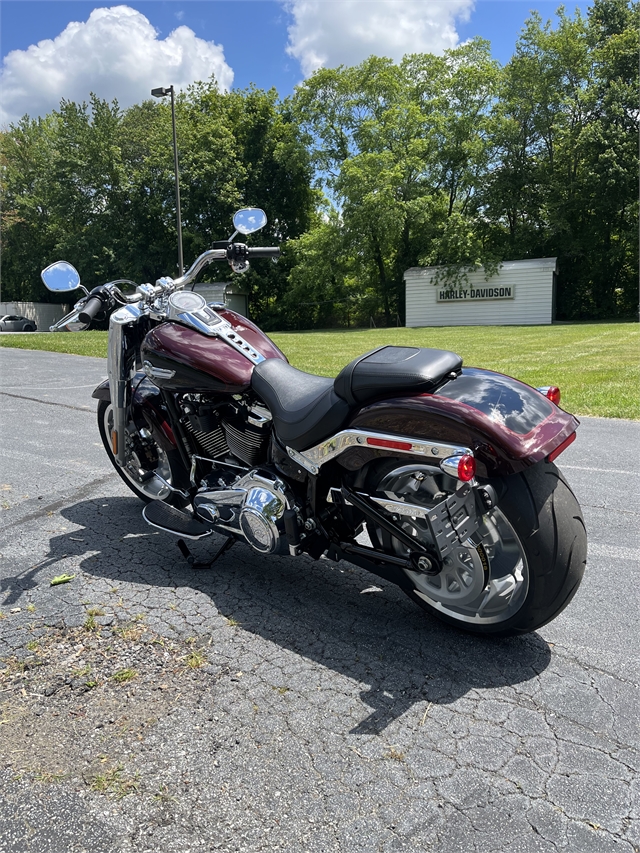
[41,208,586,635]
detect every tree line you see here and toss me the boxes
[1,0,637,329]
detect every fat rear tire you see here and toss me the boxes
[407,462,587,635]
[365,459,586,636]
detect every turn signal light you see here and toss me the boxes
[536,385,561,405]
[441,454,476,482]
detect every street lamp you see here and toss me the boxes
[151,85,184,276]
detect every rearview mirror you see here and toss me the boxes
[232,208,267,235]
[41,261,81,293]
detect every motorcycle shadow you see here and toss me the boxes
[51,496,551,734]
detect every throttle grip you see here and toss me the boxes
[246,247,281,259]
[78,295,104,325]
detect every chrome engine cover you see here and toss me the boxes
[193,470,289,555]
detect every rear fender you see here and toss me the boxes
[92,374,177,452]
[342,367,579,478]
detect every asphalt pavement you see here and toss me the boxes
[1,347,638,853]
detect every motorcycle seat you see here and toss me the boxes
[334,346,463,406]
[252,346,462,453]
[252,359,351,452]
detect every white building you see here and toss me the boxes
[404,257,557,327]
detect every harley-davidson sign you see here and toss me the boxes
[437,285,515,302]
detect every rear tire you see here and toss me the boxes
[97,400,189,506]
[367,460,587,636]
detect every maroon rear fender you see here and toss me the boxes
[344,368,579,477]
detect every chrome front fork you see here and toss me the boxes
[107,304,144,467]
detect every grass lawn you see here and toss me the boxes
[1,322,638,420]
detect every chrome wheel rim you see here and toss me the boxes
[103,404,172,501]
[374,464,529,625]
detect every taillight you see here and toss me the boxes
[547,431,576,462]
[441,454,476,482]
[536,385,561,405]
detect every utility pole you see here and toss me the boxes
[151,85,184,275]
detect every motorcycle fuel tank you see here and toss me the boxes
[140,308,287,393]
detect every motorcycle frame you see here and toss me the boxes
[93,330,580,591]
[95,352,579,485]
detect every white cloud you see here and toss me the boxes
[0,5,233,126]
[285,0,474,77]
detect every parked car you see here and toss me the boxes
[0,314,38,332]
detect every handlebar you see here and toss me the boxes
[53,242,282,329]
[168,244,280,289]
[171,248,228,288]
[247,247,281,259]
[78,295,104,324]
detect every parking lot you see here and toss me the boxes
[1,347,638,853]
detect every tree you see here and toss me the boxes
[0,81,315,328]
[482,1,639,318]
[292,42,502,325]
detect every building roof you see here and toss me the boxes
[404,257,558,276]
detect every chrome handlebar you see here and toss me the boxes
[49,247,230,331]
[122,247,229,306]
[169,248,228,289]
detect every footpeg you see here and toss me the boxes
[142,500,212,540]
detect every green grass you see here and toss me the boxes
[1,323,638,419]
[0,330,109,358]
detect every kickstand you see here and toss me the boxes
[177,536,235,570]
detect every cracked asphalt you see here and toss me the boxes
[1,347,638,853]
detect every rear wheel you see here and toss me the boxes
[366,460,587,635]
[97,400,189,505]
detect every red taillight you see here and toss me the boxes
[536,385,561,405]
[366,437,413,451]
[547,431,576,463]
[457,454,476,482]
[441,453,476,481]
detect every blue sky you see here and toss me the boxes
[1,1,593,126]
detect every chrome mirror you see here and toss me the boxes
[41,261,81,293]
[232,208,267,235]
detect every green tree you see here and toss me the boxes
[1,81,315,328]
[292,42,502,325]
[483,1,638,318]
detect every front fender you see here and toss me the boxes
[92,373,177,452]
[342,367,579,477]
[91,378,111,402]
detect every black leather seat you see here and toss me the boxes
[252,359,350,452]
[252,346,463,453]
[334,346,462,405]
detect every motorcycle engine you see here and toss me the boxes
[180,398,271,467]
[194,470,290,555]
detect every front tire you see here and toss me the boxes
[367,460,587,636]
[97,400,189,505]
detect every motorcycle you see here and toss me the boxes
[41,207,586,636]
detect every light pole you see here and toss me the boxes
[151,85,184,276]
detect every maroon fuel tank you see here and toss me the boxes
[340,367,580,477]
[140,308,287,394]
